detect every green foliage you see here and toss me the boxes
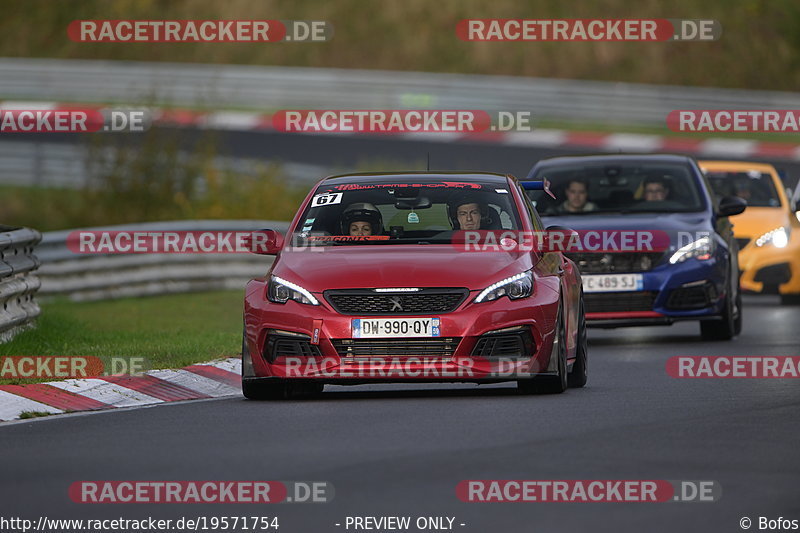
[0,128,309,231]
[0,0,797,90]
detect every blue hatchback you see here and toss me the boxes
[527,154,746,340]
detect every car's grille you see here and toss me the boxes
[666,282,717,310]
[471,329,534,358]
[325,288,468,315]
[567,252,664,273]
[584,291,658,313]
[333,338,460,359]
[264,332,321,362]
[735,237,751,250]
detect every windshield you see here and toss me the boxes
[527,162,705,215]
[292,179,521,246]
[705,170,782,208]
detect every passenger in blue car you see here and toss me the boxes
[559,179,597,213]
[642,177,670,202]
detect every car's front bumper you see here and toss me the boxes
[243,279,562,384]
[585,255,729,327]
[738,235,800,295]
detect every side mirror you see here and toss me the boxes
[249,229,284,255]
[717,196,747,218]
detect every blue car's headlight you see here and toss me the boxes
[755,226,789,248]
[474,271,533,303]
[669,236,715,264]
[268,275,319,305]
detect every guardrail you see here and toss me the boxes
[36,220,289,301]
[2,58,800,126]
[0,226,41,342]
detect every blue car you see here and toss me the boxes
[527,154,746,340]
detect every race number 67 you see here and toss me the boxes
[311,193,343,207]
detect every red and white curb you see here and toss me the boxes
[0,358,241,421]
[3,100,799,160]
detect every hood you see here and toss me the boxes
[542,212,714,250]
[728,207,791,239]
[272,246,532,292]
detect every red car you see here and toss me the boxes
[242,172,587,399]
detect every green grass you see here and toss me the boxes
[18,411,56,419]
[0,290,244,385]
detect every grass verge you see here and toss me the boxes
[0,290,244,385]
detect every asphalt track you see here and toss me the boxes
[1,294,798,532]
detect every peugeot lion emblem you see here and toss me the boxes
[389,296,403,311]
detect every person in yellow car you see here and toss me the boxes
[700,161,800,305]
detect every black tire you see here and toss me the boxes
[733,286,743,335]
[518,301,568,394]
[700,289,736,341]
[780,294,800,305]
[568,297,588,388]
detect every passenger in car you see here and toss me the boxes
[642,178,670,202]
[560,179,597,213]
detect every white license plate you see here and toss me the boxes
[582,274,643,293]
[352,318,440,338]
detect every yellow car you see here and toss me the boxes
[700,161,800,305]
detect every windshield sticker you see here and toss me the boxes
[324,182,483,192]
[311,192,344,207]
[407,212,420,223]
[306,235,391,242]
[495,188,508,193]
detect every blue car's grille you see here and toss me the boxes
[568,252,663,274]
[585,291,658,313]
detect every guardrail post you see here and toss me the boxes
[0,226,42,343]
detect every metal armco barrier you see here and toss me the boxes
[36,220,289,302]
[2,58,799,126]
[0,226,41,342]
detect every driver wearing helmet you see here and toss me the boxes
[447,192,487,230]
[340,203,383,236]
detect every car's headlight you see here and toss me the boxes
[474,271,533,303]
[268,275,319,305]
[755,226,789,248]
[669,236,715,264]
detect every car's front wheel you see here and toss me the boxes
[518,301,568,394]
[700,289,736,341]
[568,297,588,388]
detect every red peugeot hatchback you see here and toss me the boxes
[242,172,587,399]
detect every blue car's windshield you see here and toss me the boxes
[528,163,705,216]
